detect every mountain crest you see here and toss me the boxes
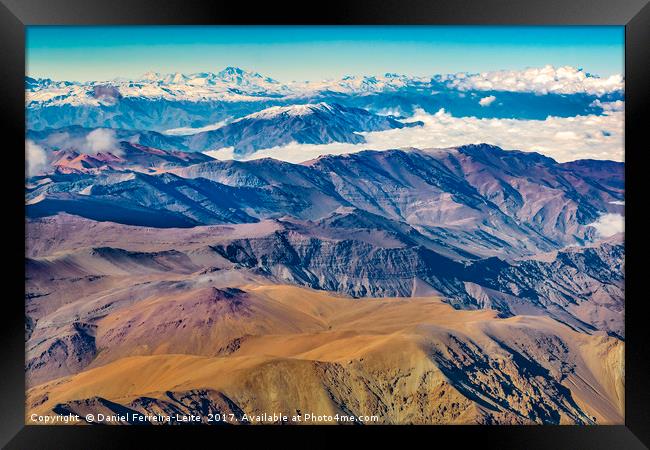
[241,102,340,120]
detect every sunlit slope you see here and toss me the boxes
[27,285,623,425]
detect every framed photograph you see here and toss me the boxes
[1,0,648,447]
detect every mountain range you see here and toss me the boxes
[25,67,624,131]
[25,144,626,425]
[24,66,626,425]
[27,102,421,156]
[27,144,623,256]
[26,282,623,425]
[26,143,625,393]
[183,103,422,155]
[25,208,624,425]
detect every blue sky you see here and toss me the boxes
[26,26,624,82]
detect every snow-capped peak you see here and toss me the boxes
[26,65,624,110]
[215,66,279,86]
[239,103,339,121]
[131,67,282,94]
[217,66,249,79]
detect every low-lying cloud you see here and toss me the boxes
[206,108,624,164]
[164,119,231,136]
[26,140,47,177]
[85,129,122,154]
[589,213,624,238]
[41,128,123,156]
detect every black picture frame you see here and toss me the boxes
[1,0,648,447]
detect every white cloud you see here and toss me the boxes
[554,131,578,140]
[609,200,625,205]
[164,119,230,136]
[479,95,496,107]
[589,213,624,238]
[204,147,236,160]
[26,140,48,177]
[222,108,623,164]
[85,128,122,155]
[43,129,124,156]
[440,65,623,95]
[375,107,408,117]
[43,132,75,149]
[590,99,624,112]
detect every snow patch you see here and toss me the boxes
[238,103,335,121]
[164,120,230,136]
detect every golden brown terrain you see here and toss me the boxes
[26,284,623,425]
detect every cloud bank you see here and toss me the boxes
[206,108,624,164]
[439,65,623,95]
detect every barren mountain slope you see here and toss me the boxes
[26,284,623,425]
[25,213,624,388]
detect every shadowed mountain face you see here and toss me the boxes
[182,221,625,337]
